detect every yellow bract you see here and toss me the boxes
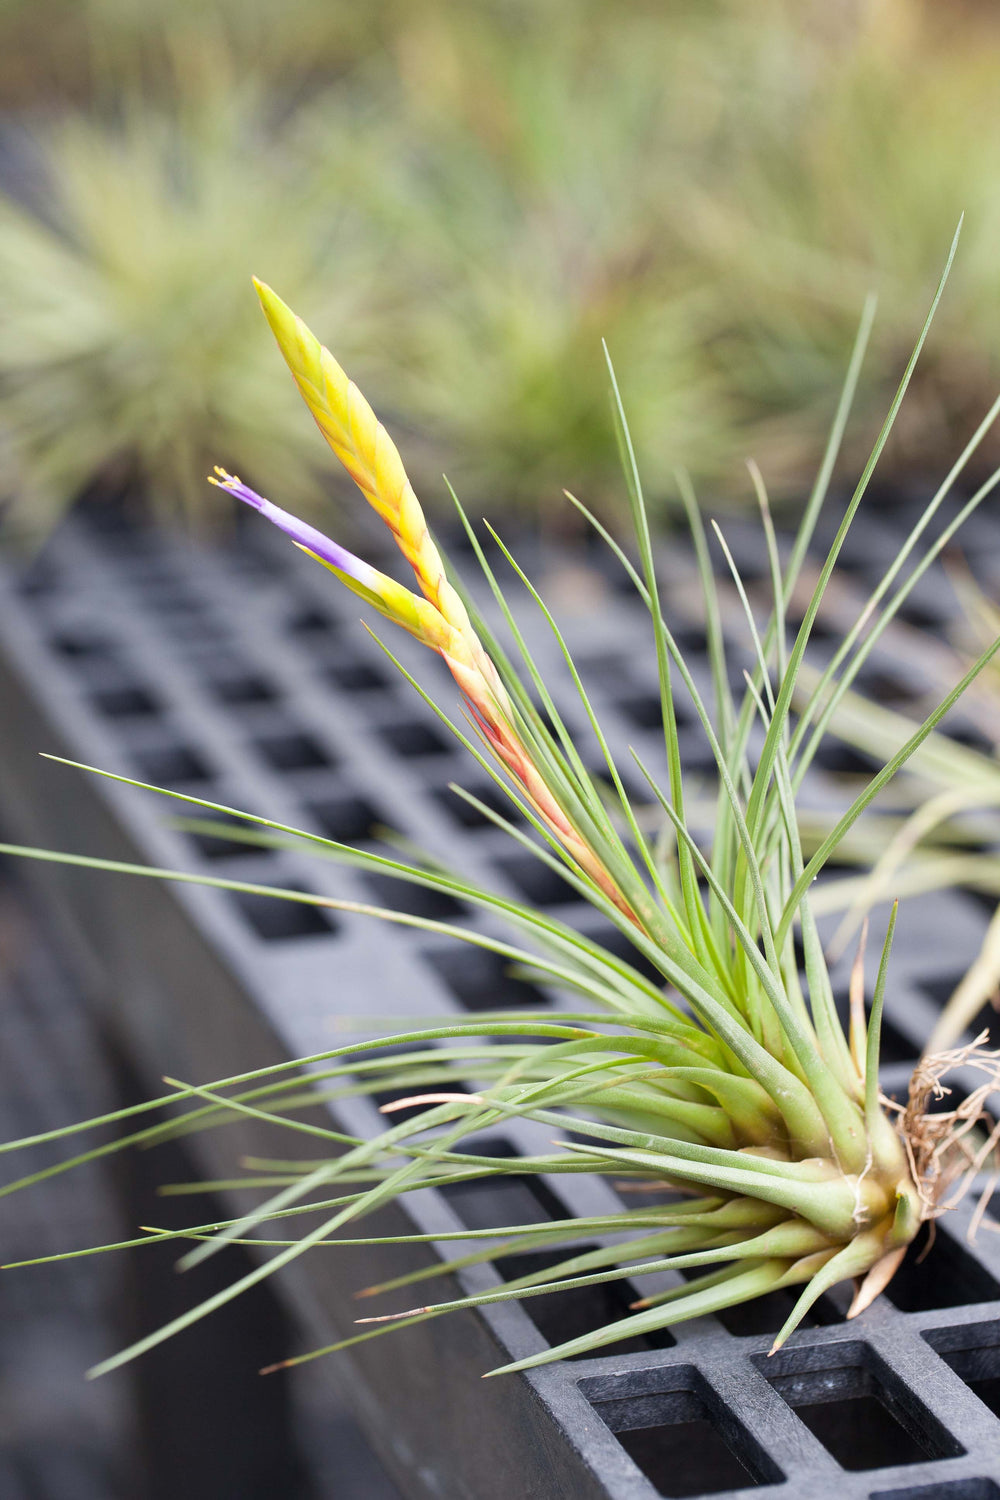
[253,277,467,640]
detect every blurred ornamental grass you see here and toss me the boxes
[688,0,1000,490]
[0,36,730,536]
[0,87,388,539]
[4,1,1000,531]
[0,0,396,108]
[312,4,735,514]
[4,240,1000,1377]
[291,0,1000,504]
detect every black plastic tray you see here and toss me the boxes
[2,500,1000,1500]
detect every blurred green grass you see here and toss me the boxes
[0,0,998,536]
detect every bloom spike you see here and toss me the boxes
[252,278,472,650]
[211,372,636,922]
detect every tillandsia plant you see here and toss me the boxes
[4,230,1000,1381]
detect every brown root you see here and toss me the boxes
[895,1033,1000,1225]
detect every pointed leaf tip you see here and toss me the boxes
[253,279,298,345]
[252,276,275,315]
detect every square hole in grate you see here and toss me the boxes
[899,597,950,631]
[50,630,116,661]
[324,658,390,693]
[884,1223,1000,1312]
[287,605,340,638]
[713,1285,843,1338]
[575,652,631,689]
[582,1366,781,1496]
[788,611,839,645]
[494,1247,676,1360]
[496,853,580,908]
[430,781,523,830]
[615,693,692,732]
[670,1262,843,1338]
[252,731,333,772]
[870,1481,1000,1500]
[671,625,709,655]
[870,1012,917,1065]
[89,683,161,719]
[81,507,144,543]
[832,990,918,1066]
[614,1183,692,1212]
[673,729,722,778]
[943,720,996,755]
[885,1076,972,1125]
[756,1340,964,1471]
[425,943,548,1011]
[183,812,274,862]
[207,672,279,706]
[923,1321,1000,1422]
[608,560,645,599]
[131,743,212,786]
[964,886,1000,921]
[305,794,394,844]
[363,870,468,922]
[812,741,883,776]
[230,888,337,941]
[855,666,924,708]
[439,1137,568,1230]
[725,653,760,699]
[377,720,451,758]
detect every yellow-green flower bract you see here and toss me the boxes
[243,279,641,922]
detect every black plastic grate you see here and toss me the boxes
[1,502,1000,1498]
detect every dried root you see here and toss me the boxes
[894,1034,1000,1232]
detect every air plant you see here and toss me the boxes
[3,233,1000,1381]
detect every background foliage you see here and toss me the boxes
[0,0,999,534]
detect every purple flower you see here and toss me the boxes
[210,469,376,589]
